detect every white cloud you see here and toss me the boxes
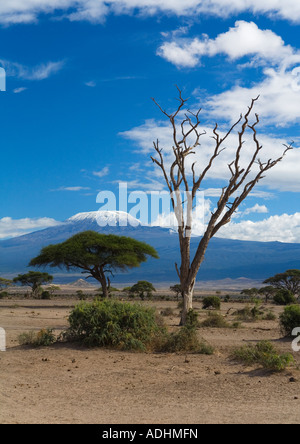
[55,186,91,191]
[157,21,300,128]
[243,204,269,216]
[114,178,165,191]
[93,167,109,178]
[215,212,300,243]
[13,87,27,93]
[157,21,297,68]
[0,217,62,239]
[1,59,65,80]
[85,80,96,87]
[204,67,300,127]
[2,1,300,25]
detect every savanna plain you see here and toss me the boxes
[1,287,300,425]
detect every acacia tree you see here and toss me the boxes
[264,269,300,296]
[170,284,183,301]
[129,281,156,300]
[0,277,12,291]
[30,231,159,298]
[13,271,53,298]
[151,88,292,324]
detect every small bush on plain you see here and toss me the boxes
[65,300,166,351]
[280,305,300,337]
[18,328,56,347]
[160,307,174,317]
[201,312,230,328]
[273,289,297,306]
[0,291,8,299]
[233,303,264,322]
[202,296,221,310]
[162,310,214,354]
[232,340,294,372]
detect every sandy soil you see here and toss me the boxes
[0,296,300,424]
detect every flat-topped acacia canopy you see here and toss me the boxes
[30,230,159,297]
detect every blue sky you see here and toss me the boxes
[1,1,300,242]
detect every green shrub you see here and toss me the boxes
[233,303,263,322]
[18,328,56,347]
[0,291,8,299]
[185,308,200,328]
[280,305,300,337]
[162,310,213,354]
[65,300,166,351]
[232,340,294,372]
[201,312,230,328]
[41,290,51,300]
[76,290,87,300]
[273,289,297,306]
[202,296,221,310]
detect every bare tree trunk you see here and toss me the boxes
[180,281,195,325]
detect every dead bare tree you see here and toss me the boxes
[151,87,292,325]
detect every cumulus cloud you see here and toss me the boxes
[0,217,62,239]
[216,212,300,243]
[205,67,300,127]
[157,21,297,68]
[150,196,300,243]
[157,21,300,128]
[2,1,300,25]
[243,204,269,216]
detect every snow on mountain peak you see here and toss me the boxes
[67,210,142,227]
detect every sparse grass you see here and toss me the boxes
[232,340,294,372]
[233,303,264,322]
[160,307,174,317]
[161,326,214,354]
[262,310,277,321]
[18,328,56,347]
[200,311,231,328]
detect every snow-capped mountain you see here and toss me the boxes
[68,210,141,227]
[1,210,300,284]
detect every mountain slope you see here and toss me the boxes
[1,211,300,284]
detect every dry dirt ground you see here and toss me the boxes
[0,296,300,424]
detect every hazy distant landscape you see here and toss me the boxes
[1,211,300,286]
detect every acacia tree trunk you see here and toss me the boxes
[32,283,42,299]
[91,265,109,298]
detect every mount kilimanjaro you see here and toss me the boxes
[1,210,300,285]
